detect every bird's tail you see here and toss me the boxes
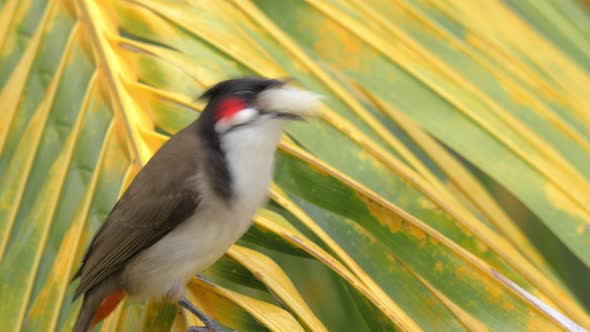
[73,283,124,332]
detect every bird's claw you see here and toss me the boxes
[186,326,237,332]
[186,327,214,332]
[180,295,236,332]
[186,326,211,332]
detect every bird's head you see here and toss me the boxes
[198,77,321,136]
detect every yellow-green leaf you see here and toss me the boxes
[1,0,589,331]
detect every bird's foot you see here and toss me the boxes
[180,296,237,332]
[187,327,211,332]
[195,273,211,283]
[185,318,224,332]
[186,326,232,332]
[186,325,238,332]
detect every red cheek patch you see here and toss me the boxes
[215,97,248,121]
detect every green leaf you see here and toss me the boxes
[1,0,589,331]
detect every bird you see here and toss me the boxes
[71,77,321,332]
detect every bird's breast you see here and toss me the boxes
[121,126,279,299]
[121,197,262,299]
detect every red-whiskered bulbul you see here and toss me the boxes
[71,77,320,332]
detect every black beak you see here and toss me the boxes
[265,77,304,121]
[278,77,296,85]
[264,77,295,90]
[258,110,304,121]
[275,112,305,121]
[260,78,303,122]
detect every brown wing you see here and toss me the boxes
[73,127,201,300]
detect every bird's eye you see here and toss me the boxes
[234,89,254,98]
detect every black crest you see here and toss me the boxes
[199,77,283,101]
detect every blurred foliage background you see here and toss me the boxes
[0,0,589,331]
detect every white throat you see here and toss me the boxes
[221,118,284,206]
